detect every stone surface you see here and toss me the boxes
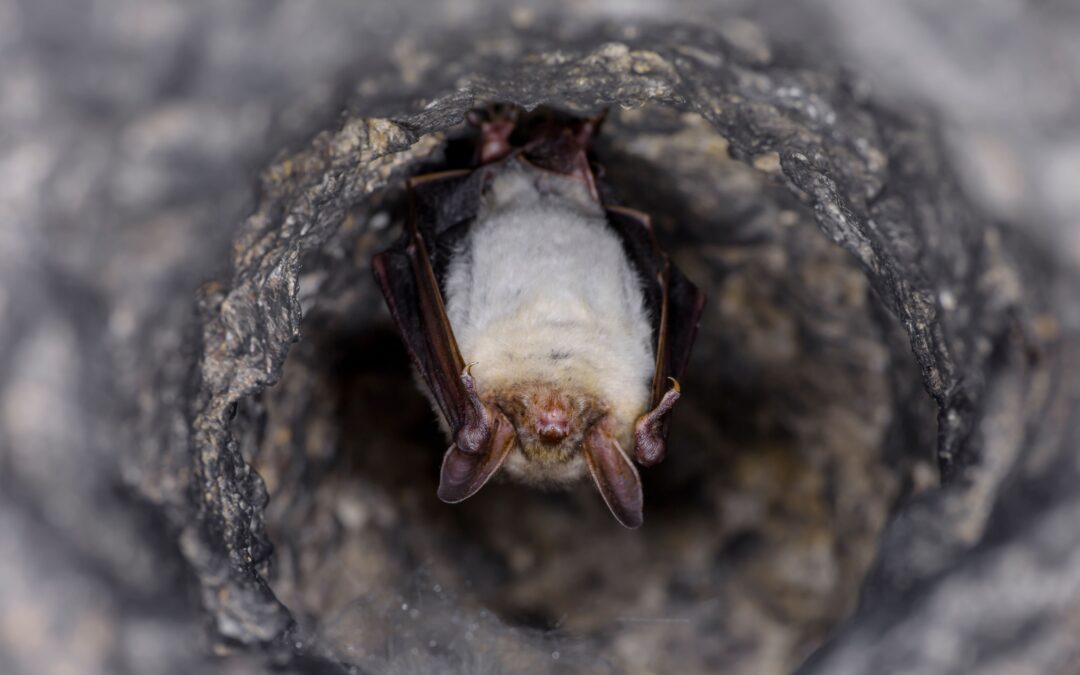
[3,2,1079,674]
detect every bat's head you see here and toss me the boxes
[438,370,646,529]
[489,381,605,484]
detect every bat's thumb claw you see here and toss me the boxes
[633,385,682,466]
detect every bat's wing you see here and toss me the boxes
[372,169,516,501]
[372,170,472,432]
[605,205,706,466]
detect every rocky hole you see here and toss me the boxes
[232,105,937,674]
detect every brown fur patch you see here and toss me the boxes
[485,380,607,466]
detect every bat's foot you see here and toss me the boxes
[633,378,681,466]
[467,104,519,165]
[455,365,493,455]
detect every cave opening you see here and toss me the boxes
[230,104,938,673]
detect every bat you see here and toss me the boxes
[372,105,705,528]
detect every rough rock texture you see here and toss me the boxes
[3,2,1080,674]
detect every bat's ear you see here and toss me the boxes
[583,423,644,529]
[437,410,517,504]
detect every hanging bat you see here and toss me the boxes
[372,105,704,528]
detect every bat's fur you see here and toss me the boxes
[443,158,654,486]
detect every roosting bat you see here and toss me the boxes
[372,105,704,528]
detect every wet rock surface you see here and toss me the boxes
[3,2,1079,674]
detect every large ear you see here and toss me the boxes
[437,409,517,503]
[582,422,644,529]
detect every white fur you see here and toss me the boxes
[502,450,587,486]
[443,160,654,450]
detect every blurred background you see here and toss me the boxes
[1,1,1078,674]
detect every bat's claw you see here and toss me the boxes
[633,381,681,466]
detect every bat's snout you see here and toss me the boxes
[535,405,570,443]
[496,385,586,451]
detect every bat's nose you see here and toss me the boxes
[535,406,570,443]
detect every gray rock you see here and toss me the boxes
[2,2,1078,674]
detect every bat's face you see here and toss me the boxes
[485,381,606,484]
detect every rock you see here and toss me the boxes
[3,3,1079,674]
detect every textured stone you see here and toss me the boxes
[3,2,1079,674]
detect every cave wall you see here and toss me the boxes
[3,3,1079,674]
